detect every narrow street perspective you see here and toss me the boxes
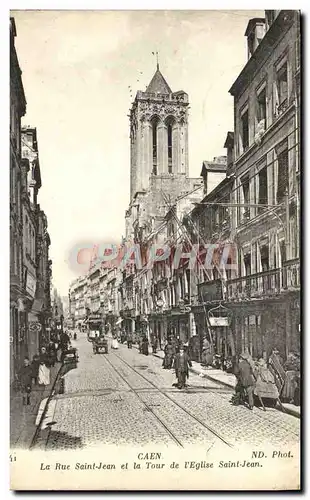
[10,10,301,484]
[32,334,299,451]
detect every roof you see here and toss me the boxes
[229,10,295,97]
[146,65,172,94]
[201,161,227,176]
[224,131,234,148]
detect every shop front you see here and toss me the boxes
[228,294,299,361]
[149,314,167,350]
[10,296,28,383]
[120,309,136,338]
[166,308,190,345]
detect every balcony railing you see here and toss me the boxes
[227,268,281,300]
[282,258,300,289]
[227,261,300,301]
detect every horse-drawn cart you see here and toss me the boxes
[87,332,109,354]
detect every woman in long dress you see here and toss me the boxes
[38,346,51,386]
[111,335,119,349]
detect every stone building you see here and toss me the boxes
[36,208,52,343]
[69,275,88,328]
[189,150,235,360]
[20,127,44,360]
[10,17,27,381]
[100,267,122,332]
[10,18,53,380]
[226,10,300,360]
[120,64,203,337]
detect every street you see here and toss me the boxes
[33,334,300,451]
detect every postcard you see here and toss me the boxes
[10,9,301,491]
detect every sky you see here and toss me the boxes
[11,9,264,296]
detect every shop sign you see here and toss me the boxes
[209,316,230,327]
[199,279,222,302]
[88,313,101,321]
[26,273,36,298]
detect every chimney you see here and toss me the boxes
[245,18,266,60]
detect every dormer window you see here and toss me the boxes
[245,18,266,60]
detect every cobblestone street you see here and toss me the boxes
[33,334,300,451]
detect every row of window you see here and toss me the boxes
[239,57,289,155]
[237,145,289,225]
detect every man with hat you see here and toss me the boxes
[234,352,256,410]
[174,344,192,389]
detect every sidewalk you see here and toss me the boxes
[136,346,300,419]
[10,363,61,449]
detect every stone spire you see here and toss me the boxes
[145,65,172,94]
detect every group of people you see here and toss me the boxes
[17,330,72,406]
[230,348,300,410]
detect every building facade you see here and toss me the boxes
[10,18,27,381]
[10,18,53,381]
[120,64,203,339]
[226,10,300,360]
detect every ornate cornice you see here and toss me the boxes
[138,100,187,125]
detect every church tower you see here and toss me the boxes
[129,64,189,200]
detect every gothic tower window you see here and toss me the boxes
[151,117,159,175]
[168,123,173,173]
[166,117,175,174]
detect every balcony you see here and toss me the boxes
[227,269,281,300]
[227,261,300,301]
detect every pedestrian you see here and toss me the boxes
[142,336,149,356]
[138,334,143,353]
[31,353,40,385]
[282,351,300,403]
[18,357,33,405]
[234,352,256,410]
[189,334,200,362]
[162,338,175,369]
[112,335,119,349]
[174,344,192,389]
[47,341,57,367]
[127,332,133,349]
[59,330,71,361]
[230,355,245,405]
[201,335,213,367]
[151,334,158,354]
[38,346,51,386]
[253,358,279,407]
